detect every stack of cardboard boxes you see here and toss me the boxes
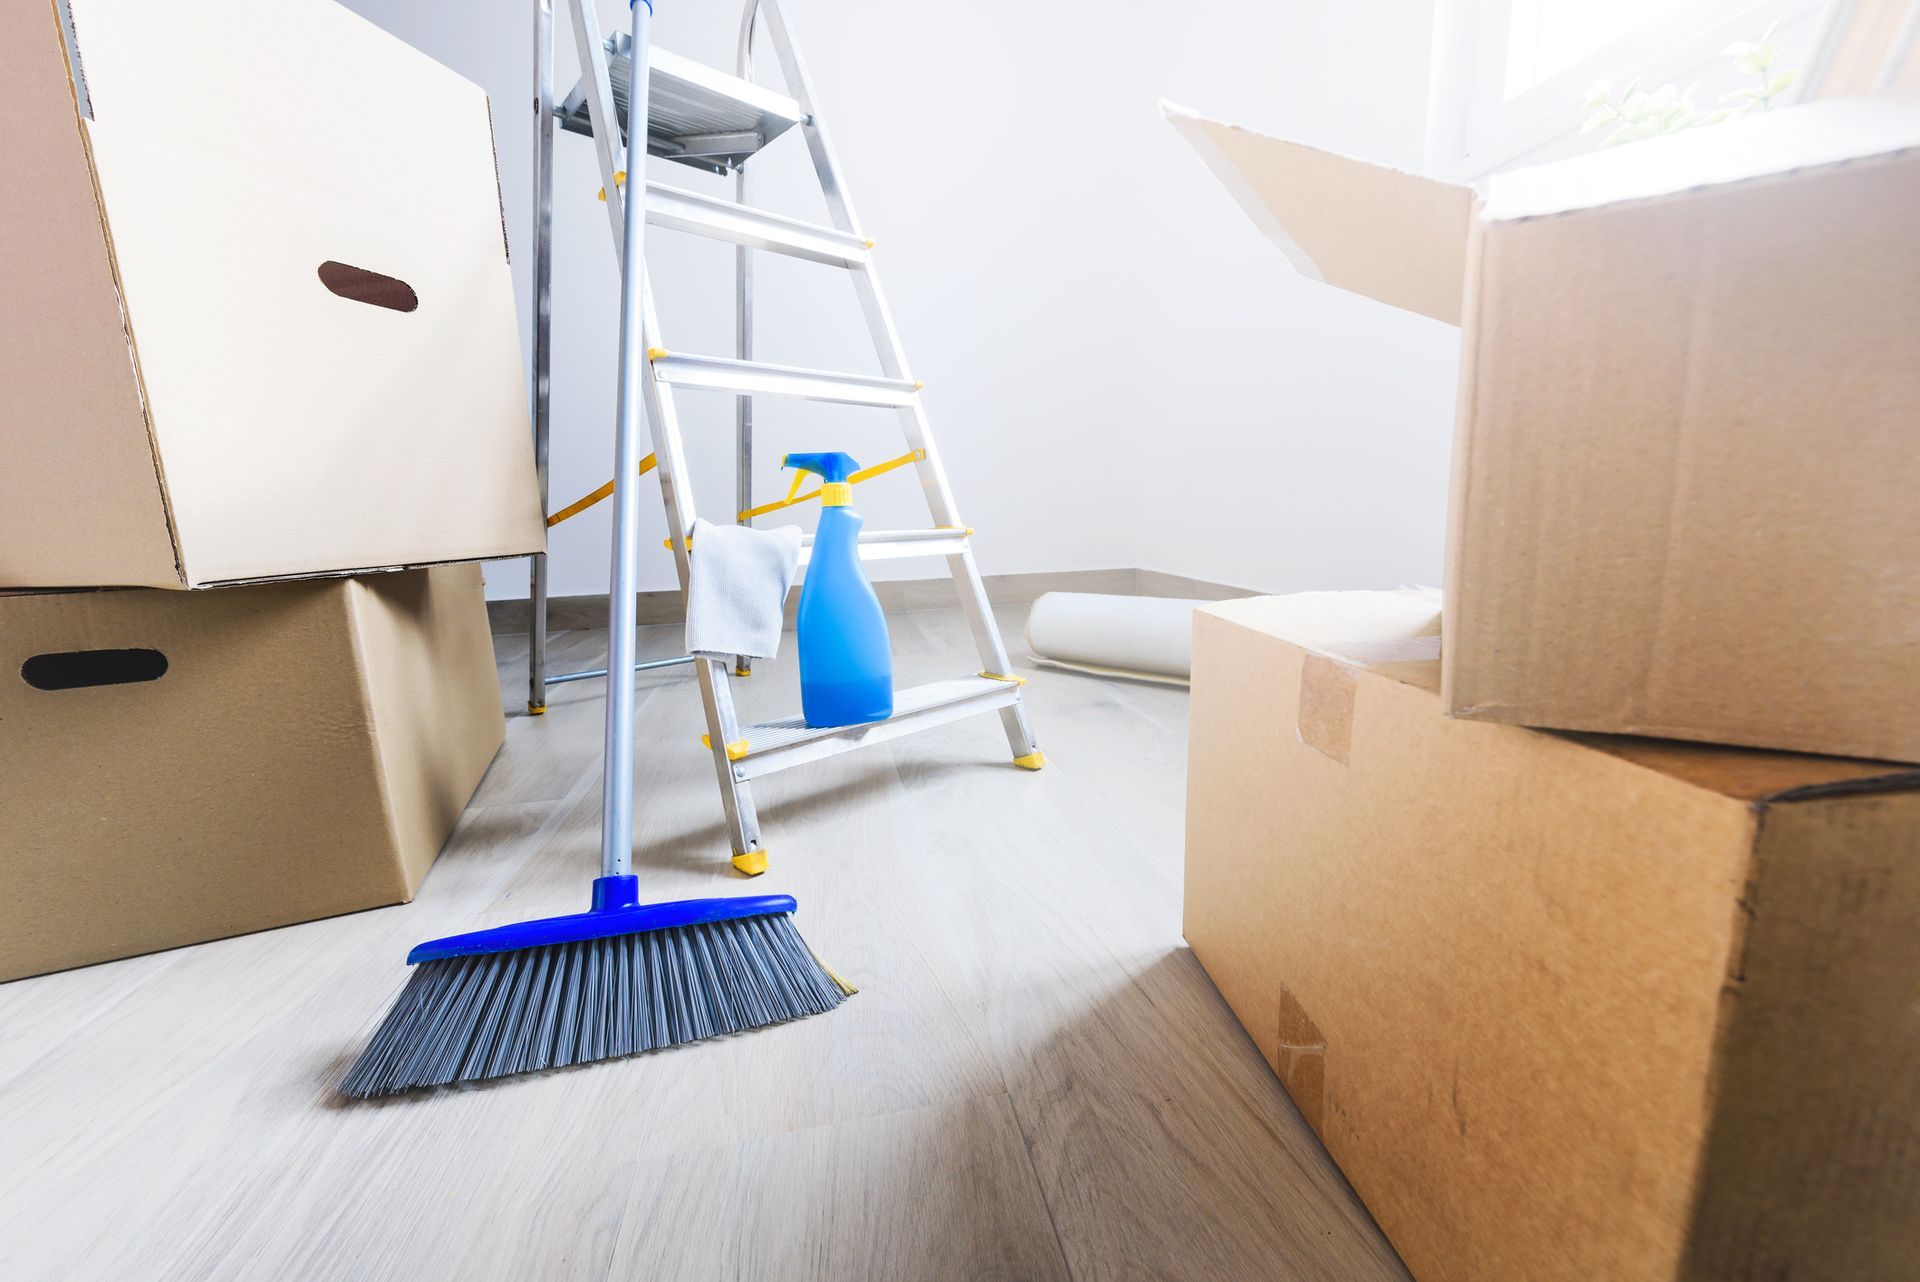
[1170,94,1920,1279]
[0,0,546,980]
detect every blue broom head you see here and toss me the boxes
[340,876,852,1099]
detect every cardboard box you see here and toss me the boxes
[0,0,544,589]
[1186,591,1920,1282]
[1166,94,1920,762]
[0,565,504,981]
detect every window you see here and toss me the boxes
[1427,0,1837,180]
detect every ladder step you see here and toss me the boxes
[559,43,804,175]
[651,353,920,407]
[797,528,969,568]
[645,183,871,267]
[727,676,1024,782]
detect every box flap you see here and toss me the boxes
[1211,592,1920,803]
[1483,91,1920,221]
[1202,590,1444,691]
[1162,101,1473,324]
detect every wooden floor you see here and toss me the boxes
[0,601,1406,1281]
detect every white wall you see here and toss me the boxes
[339,0,1455,601]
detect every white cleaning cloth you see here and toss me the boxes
[684,517,803,662]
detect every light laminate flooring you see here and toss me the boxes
[0,602,1406,1282]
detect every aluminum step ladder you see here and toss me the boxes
[527,0,1042,876]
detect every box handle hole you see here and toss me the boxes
[22,648,169,690]
[317,260,418,313]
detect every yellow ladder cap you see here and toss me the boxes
[1013,751,1045,771]
[646,346,669,361]
[732,849,769,876]
[596,169,628,202]
[700,733,751,762]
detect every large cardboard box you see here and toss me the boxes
[1185,591,1920,1282]
[1166,94,1920,762]
[0,565,504,981]
[0,0,545,589]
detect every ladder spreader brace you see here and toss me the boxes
[525,0,1043,876]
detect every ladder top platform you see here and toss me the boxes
[558,39,804,174]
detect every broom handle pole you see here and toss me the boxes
[601,0,654,880]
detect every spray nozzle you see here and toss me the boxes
[781,452,860,484]
[782,452,860,507]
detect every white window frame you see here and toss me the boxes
[1426,0,1837,181]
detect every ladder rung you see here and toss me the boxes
[727,676,1023,781]
[651,353,919,407]
[645,183,871,267]
[796,529,969,568]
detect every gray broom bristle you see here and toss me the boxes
[340,912,851,1099]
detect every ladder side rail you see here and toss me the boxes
[750,0,974,536]
[528,0,557,714]
[733,0,758,677]
[755,0,1037,760]
[639,277,767,866]
[567,0,629,263]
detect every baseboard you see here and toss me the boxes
[485,567,1254,634]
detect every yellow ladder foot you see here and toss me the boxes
[732,849,769,877]
[526,702,547,716]
[1013,751,1045,771]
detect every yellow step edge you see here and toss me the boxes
[700,733,751,762]
[979,671,1028,686]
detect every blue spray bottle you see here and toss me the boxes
[785,451,894,727]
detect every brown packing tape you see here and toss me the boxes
[1297,653,1357,765]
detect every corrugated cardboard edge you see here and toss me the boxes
[1161,99,1333,286]
[346,565,506,894]
[66,5,190,587]
[483,93,511,263]
[339,580,414,906]
[1481,91,1920,223]
[1438,200,1491,719]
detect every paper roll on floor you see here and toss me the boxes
[1025,593,1211,684]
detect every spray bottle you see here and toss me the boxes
[784,451,894,727]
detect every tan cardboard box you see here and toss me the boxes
[0,565,504,981]
[1167,94,1920,762]
[1186,591,1920,1282]
[0,0,545,589]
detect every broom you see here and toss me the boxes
[340,0,851,1099]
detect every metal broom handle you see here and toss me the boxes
[601,0,654,880]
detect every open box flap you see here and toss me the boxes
[1483,90,1920,222]
[1162,101,1473,325]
